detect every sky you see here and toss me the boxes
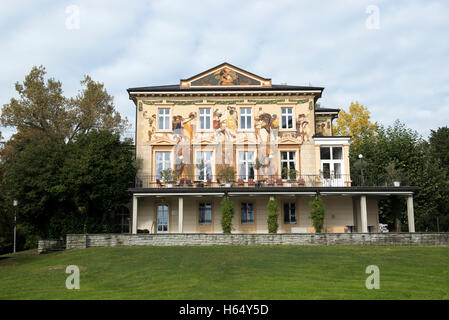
[1,0,448,141]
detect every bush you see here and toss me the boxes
[221,197,235,233]
[309,196,325,233]
[267,199,279,233]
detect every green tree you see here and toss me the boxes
[3,130,136,239]
[350,120,449,231]
[1,66,127,143]
[429,126,449,168]
[221,197,235,233]
[267,198,279,233]
[309,196,325,233]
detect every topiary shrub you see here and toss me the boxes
[221,197,235,233]
[309,195,325,233]
[267,198,279,233]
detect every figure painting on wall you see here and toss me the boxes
[172,115,184,143]
[182,112,196,142]
[143,111,157,141]
[296,114,310,143]
[316,122,326,136]
[215,67,238,85]
[270,114,279,140]
[214,106,237,140]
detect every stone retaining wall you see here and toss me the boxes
[65,232,449,249]
[38,239,65,254]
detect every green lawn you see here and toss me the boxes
[0,245,448,299]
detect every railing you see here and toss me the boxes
[133,174,354,188]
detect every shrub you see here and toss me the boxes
[221,197,235,233]
[218,166,236,183]
[267,199,279,233]
[309,196,325,233]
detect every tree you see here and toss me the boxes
[221,197,235,233]
[350,120,449,232]
[429,126,449,168]
[267,199,279,233]
[3,130,136,239]
[309,196,325,233]
[1,66,128,143]
[333,101,377,145]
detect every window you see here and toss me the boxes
[196,151,213,181]
[320,146,344,186]
[241,203,254,224]
[238,151,255,181]
[155,151,171,179]
[199,203,212,224]
[240,108,252,130]
[284,202,296,224]
[281,107,293,129]
[158,108,170,130]
[280,151,296,180]
[199,108,211,130]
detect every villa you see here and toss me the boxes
[127,63,417,234]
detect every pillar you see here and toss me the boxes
[132,195,138,234]
[360,195,368,233]
[407,195,415,232]
[178,197,184,233]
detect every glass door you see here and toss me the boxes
[320,146,344,186]
[157,204,169,233]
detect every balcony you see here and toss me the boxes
[133,174,353,189]
[132,174,412,189]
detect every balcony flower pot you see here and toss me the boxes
[225,183,232,188]
[167,183,174,188]
[393,181,401,187]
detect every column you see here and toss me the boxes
[132,195,138,234]
[178,197,184,233]
[360,195,368,233]
[407,195,415,233]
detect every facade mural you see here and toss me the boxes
[191,67,261,86]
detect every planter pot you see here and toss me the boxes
[393,181,401,187]
[286,183,292,187]
[167,183,174,188]
[225,183,232,188]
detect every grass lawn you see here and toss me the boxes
[0,245,448,299]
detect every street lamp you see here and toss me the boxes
[358,154,365,186]
[13,200,18,254]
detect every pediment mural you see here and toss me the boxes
[180,63,271,88]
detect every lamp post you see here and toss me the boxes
[358,154,365,186]
[13,200,18,254]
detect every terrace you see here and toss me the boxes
[133,173,409,189]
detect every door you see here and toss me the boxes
[157,204,169,233]
[320,146,344,186]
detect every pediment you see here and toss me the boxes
[278,135,300,144]
[150,136,176,145]
[180,63,271,88]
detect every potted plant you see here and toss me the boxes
[288,169,297,185]
[386,162,404,187]
[218,166,235,187]
[160,168,178,188]
[196,159,206,182]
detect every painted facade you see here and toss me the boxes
[127,63,417,235]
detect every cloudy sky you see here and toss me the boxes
[1,0,448,140]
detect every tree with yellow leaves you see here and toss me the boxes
[333,101,377,145]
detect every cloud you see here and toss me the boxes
[1,0,448,140]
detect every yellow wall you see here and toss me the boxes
[136,195,376,234]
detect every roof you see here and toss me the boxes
[127,83,325,93]
[315,107,340,113]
